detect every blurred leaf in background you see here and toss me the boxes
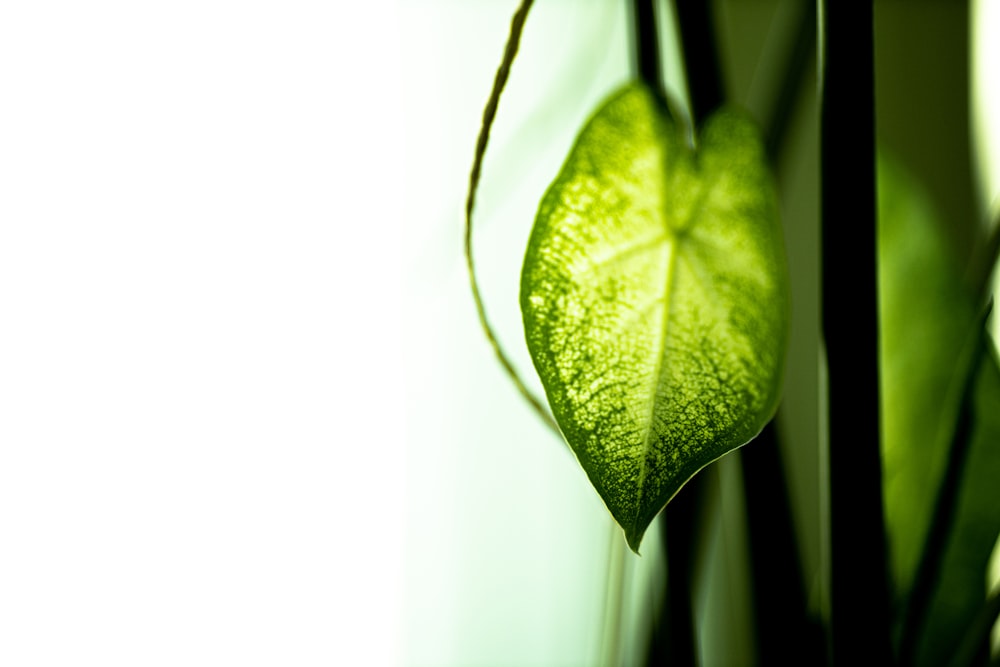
[879,152,1000,664]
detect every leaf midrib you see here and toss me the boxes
[632,235,677,533]
[629,169,718,532]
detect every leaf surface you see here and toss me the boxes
[916,348,1000,666]
[878,155,976,597]
[520,83,788,551]
[878,154,1000,665]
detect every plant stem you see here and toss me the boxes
[463,0,561,437]
[644,475,704,667]
[741,7,824,662]
[663,477,703,663]
[821,1,894,663]
[741,423,827,664]
[674,0,724,125]
[630,0,661,100]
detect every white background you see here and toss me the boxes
[1,2,406,664]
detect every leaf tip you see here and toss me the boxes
[624,523,649,555]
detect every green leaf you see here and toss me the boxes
[878,152,976,596]
[520,83,789,552]
[878,153,1000,664]
[878,154,977,600]
[915,347,1000,666]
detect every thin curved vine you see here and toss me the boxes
[463,0,561,436]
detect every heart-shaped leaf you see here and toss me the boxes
[520,83,789,551]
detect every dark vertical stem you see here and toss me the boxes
[742,5,824,663]
[741,424,827,664]
[674,0,724,125]
[660,477,704,666]
[631,0,662,98]
[645,477,705,666]
[821,2,894,664]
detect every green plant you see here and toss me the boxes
[465,1,1000,665]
